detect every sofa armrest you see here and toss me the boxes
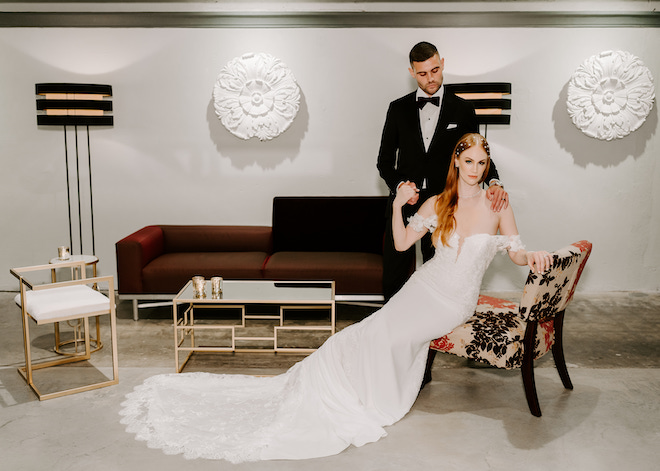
[115,225,165,294]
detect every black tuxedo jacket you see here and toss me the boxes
[377,90,498,196]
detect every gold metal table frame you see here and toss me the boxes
[173,280,335,373]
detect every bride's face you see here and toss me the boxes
[455,146,488,186]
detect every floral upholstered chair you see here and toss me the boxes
[424,240,592,417]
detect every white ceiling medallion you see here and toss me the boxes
[213,52,301,141]
[567,50,655,141]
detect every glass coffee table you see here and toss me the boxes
[173,279,335,373]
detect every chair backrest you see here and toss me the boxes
[518,240,592,322]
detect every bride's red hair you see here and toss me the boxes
[432,133,491,247]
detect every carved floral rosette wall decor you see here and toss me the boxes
[213,52,301,141]
[567,50,655,141]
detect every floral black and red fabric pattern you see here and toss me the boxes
[430,241,592,369]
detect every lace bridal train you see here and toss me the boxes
[119,233,522,463]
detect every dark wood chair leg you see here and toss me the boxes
[421,349,436,390]
[551,309,574,390]
[522,321,542,417]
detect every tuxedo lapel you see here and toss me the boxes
[435,93,456,135]
[428,93,457,150]
[403,93,426,154]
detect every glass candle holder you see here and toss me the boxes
[57,246,70,260]
[192,276,206,299]
[211,276,223,299]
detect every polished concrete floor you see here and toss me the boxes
[1,290,659,471]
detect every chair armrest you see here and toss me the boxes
[31,275,115,293]
[12,262,115,298]
[11,260,88,289]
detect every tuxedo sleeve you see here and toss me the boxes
[486,159,500,184]
[377,102,405,193]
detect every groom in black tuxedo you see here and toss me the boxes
[377,41,508,301]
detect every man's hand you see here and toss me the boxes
[394,183,417,209]
[400,181,419,205]
[486,185,508,212]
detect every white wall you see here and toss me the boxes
[1,23,658,292]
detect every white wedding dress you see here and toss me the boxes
[119,227,522,463]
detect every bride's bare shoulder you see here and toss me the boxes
[419,195,439,214]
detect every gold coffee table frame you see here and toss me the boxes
[173,280,335,373]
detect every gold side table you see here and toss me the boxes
[49,255,103,355]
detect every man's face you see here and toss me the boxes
[409,53,444,96]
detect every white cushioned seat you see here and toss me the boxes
[15,285,110,324]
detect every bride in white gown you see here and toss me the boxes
[119,133,551,463]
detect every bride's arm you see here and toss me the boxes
[498,204,552,273]
[392,185,434,252]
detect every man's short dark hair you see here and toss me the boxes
[409,41,439,64]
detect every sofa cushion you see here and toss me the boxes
[161,226,272,253]
[142,252,268,293]
[272,197,387,254]
[264,252,383,295]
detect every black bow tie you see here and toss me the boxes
[417,96,440,109]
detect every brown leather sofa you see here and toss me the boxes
[116,196,391,320]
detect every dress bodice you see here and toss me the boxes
[408,224,522,321]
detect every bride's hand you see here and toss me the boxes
[527,250,552,274]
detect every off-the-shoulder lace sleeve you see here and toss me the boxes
[506,234,525,252]
[407,214,438,233]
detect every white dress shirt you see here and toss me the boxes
[416,86,444,189]
[417,86,444,153]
